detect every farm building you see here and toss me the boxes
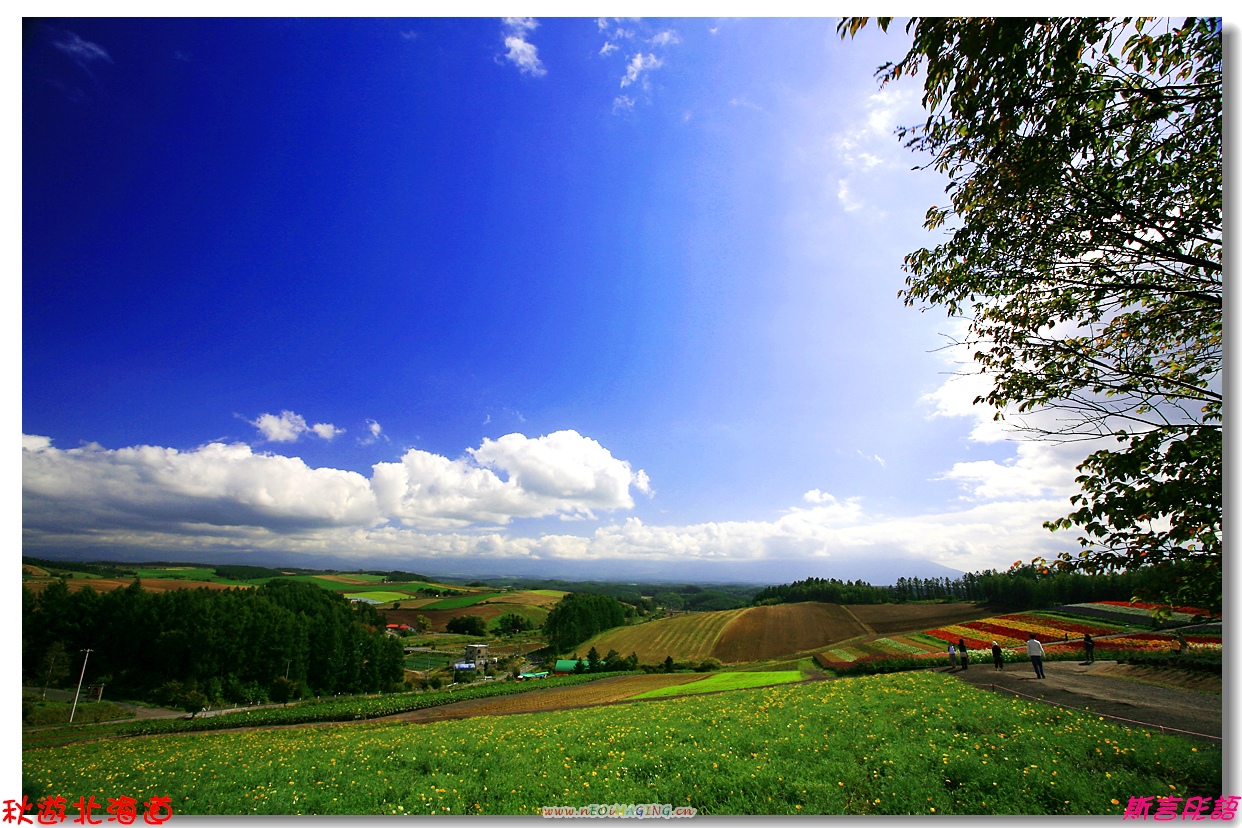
[553,659,584,675]
[464,643,490,662]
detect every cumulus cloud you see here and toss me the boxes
[650,30,681,47]
[23,439,381,533]
[248,410,341,443]
[311,423,344,440]
[501,17,546,77]
[23,429,651,539]
[23,425,1082,575]
[373,430,649,528]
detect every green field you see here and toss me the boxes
[344,591,411,603]
[630,670,803,699]
[420,592,506,610]
[133,567,219,580]
[22,672,1218,815]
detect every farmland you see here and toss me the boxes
[440,674,707,718]
[712,603,866,662]
[575,608,748,663]
[23,672,1219,815]
[572,601,994,665]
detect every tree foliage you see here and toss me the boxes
[542,592,628,653]
[22,578,404,701]
[445,615,487,636]
[493,612,534,635]
[844,17,1221,613]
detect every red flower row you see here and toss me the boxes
[1095,600,1219,618]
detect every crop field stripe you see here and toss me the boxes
[578,609,747,663]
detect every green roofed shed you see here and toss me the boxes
[554,659,583,674]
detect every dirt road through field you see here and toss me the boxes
[944,660,1221,743]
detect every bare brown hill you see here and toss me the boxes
[711,602,867,663]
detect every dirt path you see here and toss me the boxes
[943,660,1221,743]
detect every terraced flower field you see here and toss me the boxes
[813,602,1221,675]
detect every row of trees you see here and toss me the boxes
[23,579,405,704]
[755,563,1210,614]
[752,577,895,607]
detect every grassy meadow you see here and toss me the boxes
[24,672,1219,816]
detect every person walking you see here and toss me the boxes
[1026,634,1046,679]
[991,640,1004,670]
[1083,633,1095,664]
[958,638,969,671]
[948,643,957,670]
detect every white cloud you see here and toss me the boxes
[52,30,112,67]
[251,411,308,442]
[620,53,662,89]
[22,430,1083,575]
[24,429,651,535]
[373,430,648,528]
[23,438,381,532]
[650,30,681,47]
[613,95,635,113]
[248,410,341,443]
[311,423,344,440]
[837,179,861,212]
[501,18,546,77]
[599,42,618,56]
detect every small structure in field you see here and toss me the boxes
[464,643,490,663]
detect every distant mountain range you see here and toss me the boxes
[24,547,963,588]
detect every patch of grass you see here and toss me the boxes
[22,672,1219,815]
[23,699,132,726]
[630,670,802,699]
[421,593,506,610]
[343,591,411,603]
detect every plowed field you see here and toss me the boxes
[486,590,567,607]
[456,674,706,717]
[712,602,867,663]
[577,609,749,663]
[380,606,510,631]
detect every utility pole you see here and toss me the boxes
[69,648,93,724]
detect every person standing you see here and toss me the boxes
[948,643,957,670]
[1083,633,1095,664]
[1026,634,1046,679]
[991,641,1004,670]
[958,638,969,671]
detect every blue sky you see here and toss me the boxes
[21,17,1096,583]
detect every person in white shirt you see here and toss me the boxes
[1026,635,1046,679]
